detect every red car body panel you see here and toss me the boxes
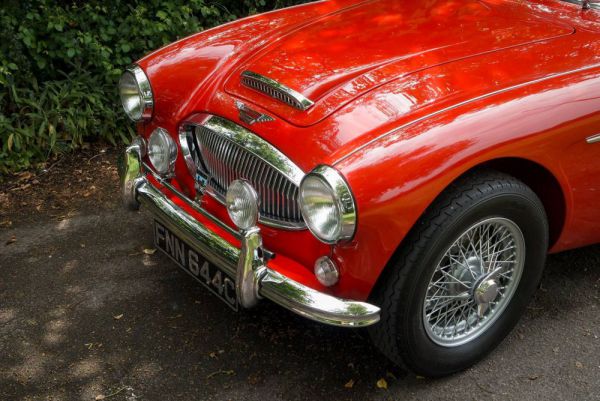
[136,0,600,300]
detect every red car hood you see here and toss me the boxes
[224,0,574,127]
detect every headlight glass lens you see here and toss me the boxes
[118,65,153,122]
[300,175,342,243]
[148,128,177,176]
[226,180,259,230]
[119,72,143,121]
[300,166,357,244]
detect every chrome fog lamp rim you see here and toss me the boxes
[148,127,177,177]
[314,256,340,287]
[226,179,260,231]
[119,64,154,122]
[299,165,357,244]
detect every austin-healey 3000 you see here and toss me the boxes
[118,0,600,376]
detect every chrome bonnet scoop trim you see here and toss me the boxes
[241,71,314,111]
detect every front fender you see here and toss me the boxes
[331,68,600,300]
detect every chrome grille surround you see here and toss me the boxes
[180,115,306,230]
[241,71,314,111]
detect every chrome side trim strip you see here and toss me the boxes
[119,143,380,327]
[561,0,600,10]
[241,71,315,111]
[586,134,600,144]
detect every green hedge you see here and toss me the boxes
[0,0,307,173]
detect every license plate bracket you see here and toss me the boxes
[154,220,238,311]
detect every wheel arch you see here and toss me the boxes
[368,156,567,300]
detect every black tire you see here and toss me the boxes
[368,169,549,377]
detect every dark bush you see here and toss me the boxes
[0,0,307,173]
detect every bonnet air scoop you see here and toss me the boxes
[241,71,314,111]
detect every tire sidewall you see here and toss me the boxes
[400,192,548,375]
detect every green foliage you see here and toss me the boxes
[0,0,306,173]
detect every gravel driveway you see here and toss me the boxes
[1,149,598,401]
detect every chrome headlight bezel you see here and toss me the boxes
[118,64,154,122]
[299,165,357,244]
[147,127,177,177]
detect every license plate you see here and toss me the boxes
[154,220,238,311]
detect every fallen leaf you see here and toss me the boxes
[143,248,156,255]
[344,379,355,389]
[113,314,124,320]
[376,378,388,389]
[18,172,33,181]
[95,395,105,400]
[575,361,584,369]
[206,369,235,379]
[5,236,16,245]
[528,375,539,381]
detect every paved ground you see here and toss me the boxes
[1,151,599,401]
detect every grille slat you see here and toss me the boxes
[192,124,304,228]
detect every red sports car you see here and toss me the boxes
[118,0,600,376]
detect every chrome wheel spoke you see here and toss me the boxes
[422,217,525,347]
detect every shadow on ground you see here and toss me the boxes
[1,201,598,401]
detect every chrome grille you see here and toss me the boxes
[241,71,314,111]
[184,116,305,229]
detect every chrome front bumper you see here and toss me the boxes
[118,140,380,327]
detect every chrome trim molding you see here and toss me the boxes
[241,71,315,111]
[561,0,600,10]
[123,64,154,121]
[119,142,380,327]
[300,165,357,244]
[586,133,600,144]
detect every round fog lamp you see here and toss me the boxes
[148,128,177,176]
[226,180,259,230]
[314,256,339,287]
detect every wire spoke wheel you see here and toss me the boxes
[423,217,526,347]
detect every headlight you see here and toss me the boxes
[148,128,177,176]
[226,180,259,231]
[118,65,153,122]
[299,165,357,244]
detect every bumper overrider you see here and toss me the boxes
[118,139,380,327]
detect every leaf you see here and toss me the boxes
[376,378,388,389]
[344,379,355,389]
[143,248,156,255]
[7,134,14,151]
[95,395,105,401]
[113,314,123,320]
[5,235,17,245]
[575,361,584,369]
